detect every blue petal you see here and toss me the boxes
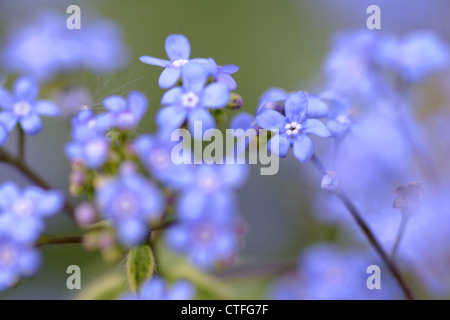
[187,108,216,140]
[268,134,291,158]
[285,91,308,123]
[0,124,7,145]
[20,113,42,135]
[168,281,195,300]
[18,249,41,276]
[165,226,189,251]
[216,73,237,90]
[165,34,191,61]
[139,56,170,68]
[202,83,229,109]
[220,164,249,188]
[220,64,239,74]
[293,135,314,163]
[24,187,64,217]
[229,112,255,136]
[256,109,286,131]
[161,87,183,105]
[303,119,331,137]
[95,113,115,132]
[128,91,148,119]
[0,111,18,131]
[257,87,287,111]
[182,62,208,94]
[156,105,187,133]
[34,100,60,117]
[103,96,127,113]
[65,142,83,160]
[327,119,350,137]
[158,67,182,89]
[307,96,329,118]
[117,219,147,247]
[178,191,206,221]
[13,76,39,102]
[0,88,13,109]
[0,181,19,211]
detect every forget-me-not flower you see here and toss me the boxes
[123,277,195,300]
[256,90,330,163]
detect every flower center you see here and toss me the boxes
[0,244,17,268]
[13,198,34,217]
[171,59,189,69]
[181,92,199,109]
[85,138,108,158]
[117,111,135,130]
[197,173,220,193]
[13,101,32,117]
[195,223,215,244]
[284,121,302,136]
[115,192,138,217]
[149,148,170,169]
[336,114,350,125]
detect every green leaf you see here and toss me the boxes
[126,244,155,294]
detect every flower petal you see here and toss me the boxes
[158,67,181,89]
[303,119,331,137]
[13,76,39,102]
[268,134,291,158]
[229,112,255,136]
[202,83,229,109]
[0,111,18,131]
[182,62,208,94]
[0,181,20,211]
[139,56,170,68]
[156,105,187,133]
[128,91,148,119]
[165,34,191,61]
[103,96,127,113]
[293,135,314,163]
[285,91,308,122]
[306,96,329,118]
[0,124,7,145]
[20,113,42,135]
[161,87,183,105]
[117,219,147,247]
[187,108,215,140]
[220,64,239,74]
[34,100,60,117]
[256,109,286,131]
[0,88,13,109]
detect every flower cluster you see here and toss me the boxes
[0,182,64,290]
[123,277,195,300]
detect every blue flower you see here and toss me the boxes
[134,133,193,189]
[1,11,129,80]
[256,91,330,163]
[157,62,229,138]
[123,277,195,300]
[101,91,148,131]
[203,58,239,90]
[140,34,197,89]
[0,220,41,291]
[176,163,248,221]
[0,123,7,146]
[95,168,165,247]
[165,206,244,269]
[378,31,449,82]
[0,76,60,135]
[0,181,64,243]
[65,109,111,169]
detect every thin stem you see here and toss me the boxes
[36,235,84,247]
[391,210,410,260]
[0,147,75,219]
[310,154,417,300]
[18,127,25,162]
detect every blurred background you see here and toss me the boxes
[0,0,449,299]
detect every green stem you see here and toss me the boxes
[310,154,417,300]
[36,235,84,247]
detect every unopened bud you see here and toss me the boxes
[74,202,97,228]
[226,93,243,110]
[321,171,341,193]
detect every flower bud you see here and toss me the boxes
[321,171,342,193]
[74,202,97,228]
[226,93,243,110]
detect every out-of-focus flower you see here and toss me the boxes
[157,62,229,138]
[123,277,195,300]
[1,11,129,80]
[101,91,148,131]
[256,90,330,163]
[95,168,165,247]
[0,76,59,135]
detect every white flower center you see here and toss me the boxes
[0,244,17,267]
[284,121,302,136]
[13,101,32,117]
[116,193,137,217]
[13,198,34,217]
[181,92,199,109]
[149,149,170,169]
[117,112,135,129]
[336,115,350,125]
[198,173,220,193]
[171,59,189,69]
[195,224,215,244]
[85,138,107,158]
